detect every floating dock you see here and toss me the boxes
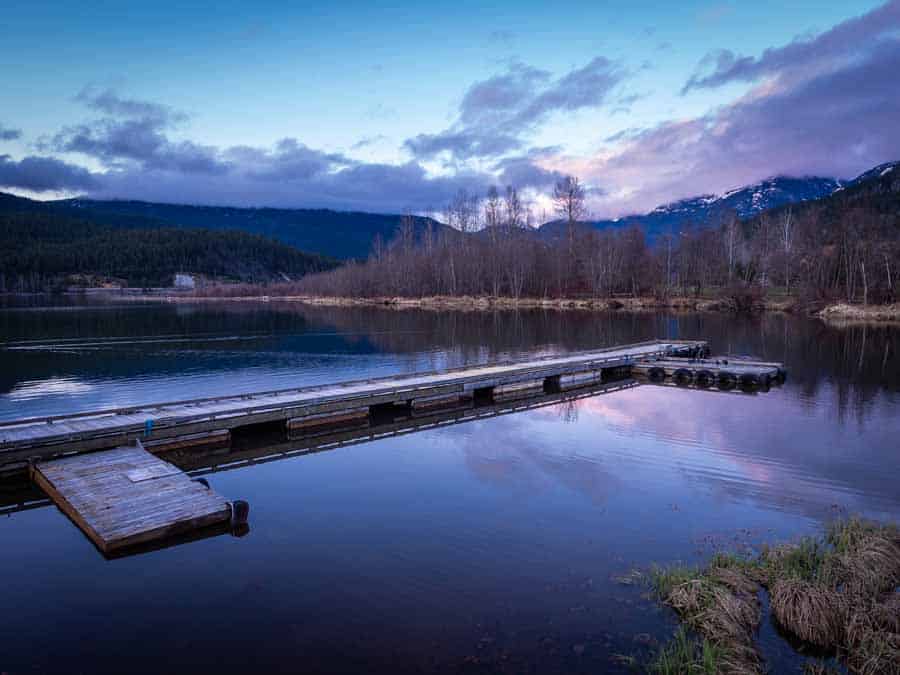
[30,441,241,556]
[632,356,785,388]
[0,339,707,466]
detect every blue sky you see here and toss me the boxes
[1,0,897,216]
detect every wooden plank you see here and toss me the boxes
[31,442,232,555]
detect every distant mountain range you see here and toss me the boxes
[1,160,897,260]
[540,175,850,241]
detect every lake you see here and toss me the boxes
[1,299,898,674]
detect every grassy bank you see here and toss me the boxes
[170,290,794,312]
[144,289,900,322]
[642,518,900,674]
[818,303,900,323]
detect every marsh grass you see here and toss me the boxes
[648,557,763,673]
[645,518,900,675]
[649,627,723,674]
[802,660,844,675]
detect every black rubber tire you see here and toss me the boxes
[739,373,760,389]
[673,368,693,385]
[648,367,666,381]
[695,370,714,387]
[717,371,737,389]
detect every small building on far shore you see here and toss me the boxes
[174,273,196,290]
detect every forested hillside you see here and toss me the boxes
[0,208,336,291]
[52,198,448,260]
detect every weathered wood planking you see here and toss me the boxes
[30,442,232,555]
[0,339,707,464]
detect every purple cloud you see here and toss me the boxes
[88,158,491,213]
[406,57,628,160]
[0,154,99,192]
[493,148,566,189]
[589,32,900,215]
[682,0,900,92]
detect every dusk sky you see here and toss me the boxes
[1,0,898,217]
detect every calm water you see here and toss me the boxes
[1,299,898,674]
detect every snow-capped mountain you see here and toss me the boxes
[653,176,840,221]
[541,174,846,241]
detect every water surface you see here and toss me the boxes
[1,299,897,674]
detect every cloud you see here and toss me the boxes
[48,88,225,174]
[584,30,900,215]
[76,86,187,126]
[487,29,516,46]
[682,0,900,93]
[89,158,491,213]
[0,124,22,141]
[404,129,523,161]
[350,134,389,150]
[20,87,494,211]
[406,57,627,160]
[0,154,100,192]
[493,149,566,189]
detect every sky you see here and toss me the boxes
[1,0,898,218]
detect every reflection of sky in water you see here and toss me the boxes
[8,376,96,400]
[0,302,897,674]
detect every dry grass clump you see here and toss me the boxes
[769,578,846,647]
[765,519,900,673]
[834,533,900,598]
[761,518,900,675]
[645,518,900,674]
[845,594,900,675]
[653,562,762,674]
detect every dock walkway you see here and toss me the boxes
[0,339,705,465]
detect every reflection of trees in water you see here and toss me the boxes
[558,400,579,424]
[290,306,898,424]
[1,300,896,423]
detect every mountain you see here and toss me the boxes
[47,198,448,261]
[540,175,843,241]
[0,193,337,291]
[840,160,899,189]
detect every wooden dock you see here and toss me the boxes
[0,338,789,557]
[0,339,707,466]
[30,441,238,556]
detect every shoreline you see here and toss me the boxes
[130,293,783,312]
[13,290,900,322]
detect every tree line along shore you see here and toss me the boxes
[189,171,898,321]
